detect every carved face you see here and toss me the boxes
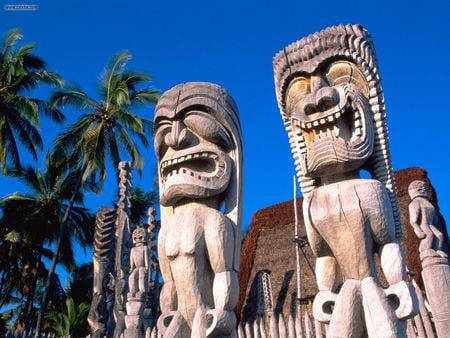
[132,228,148,245]
[154,104,233,206]
[285,60,374,177]
[408,180,430,200]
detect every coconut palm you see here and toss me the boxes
[0,29,64,173]
[43,297,90,337]
[0,153,95,333]
[35,50,159,333]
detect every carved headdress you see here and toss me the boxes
[273,24,401,239]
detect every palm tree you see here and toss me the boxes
[0,29,64,173]
[0,153,95,333]
[43,297,90,337]
[36,50,159,333]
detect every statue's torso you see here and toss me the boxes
[306,178,396,280]
[162,204,225,323]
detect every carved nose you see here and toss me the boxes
[310,75,327,93]
[303,86,339,115]
[165,120,189,149]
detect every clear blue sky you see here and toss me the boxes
[1,0,450,269]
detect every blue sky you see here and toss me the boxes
[1,0,450,269]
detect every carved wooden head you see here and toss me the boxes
[408,180,430,201]
[154,82,242,223]
[132,227,148,245]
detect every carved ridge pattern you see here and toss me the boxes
[93,207,116,259]
[273,23,401,240]
[88,207,116,337]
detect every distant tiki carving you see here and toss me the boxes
[273,24,418,337]
[154,82,243,337]
[408,180,450,337]
[88,207,116,338]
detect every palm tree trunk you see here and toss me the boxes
[35,165,86,335]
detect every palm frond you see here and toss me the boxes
[101,50,132,106]
[115,123,143,173]
[2,29,23,52]
[50,86,97,110]
[32,98,65,123]
[0,118,21,171]
[128,87,160,105]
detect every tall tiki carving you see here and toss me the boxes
[273,24,418,337]
[88,207,116,338]
[154,82,243,337]
[114,161,133,337]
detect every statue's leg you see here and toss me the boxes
[138,267,147,294]
[157,311,190,338]
[327,279,364,338]
[129,271,136,296]
[361,277,405,338]
[429,224,448,258]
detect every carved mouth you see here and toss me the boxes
[293,98,365,148]
[160,150,225,183]
[159,146,232,206]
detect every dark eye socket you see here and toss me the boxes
[154,121,172,159]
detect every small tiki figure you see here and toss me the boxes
[408,180,448,261]
[128,227,151,299]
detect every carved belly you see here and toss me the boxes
[308,179,395,279]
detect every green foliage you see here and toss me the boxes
[0,29,64,172]
[0,154,95,330]
[51,50,159,184]
[43,297,90,337]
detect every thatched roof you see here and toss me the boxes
[237,167,449,321]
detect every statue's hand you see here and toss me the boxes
[205,309,236,337]
[384,280,418,320]
[414,229,426,239]
[313,290,338,323]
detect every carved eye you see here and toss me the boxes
[183,111,233,150]
[154,120,172,159]
[286,77,310,115]
[325,61,368,97]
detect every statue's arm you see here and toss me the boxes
[204,215,238,335]
[303,196,338,322]
[158,226,177,313]
[303,197,337,290]
[129,248,135,271]
[409,201,425,239]
[205,216,238,310]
